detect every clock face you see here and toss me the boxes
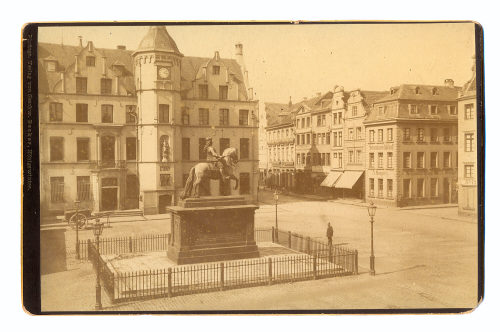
[158,67,170,79]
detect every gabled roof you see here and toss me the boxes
[265,102,293,127]
[358,90,389,106]
[134,26,181,55]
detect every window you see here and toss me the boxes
[199,108,209,125]
[387,128,393,141]
[465,165,474,178]
[326,153,331,166]
[219,85,228,100]
[239,172,250,195]
[387,152,393,168]
[49,103,63,122]
[86,56,95,67]
[443,152,451,168]
[378,129,383,142]
[430,152,438,168]
[125,105,136,124]
[369,178,374,197]
[100,78,112,94]
[240,138,249,160]
[326,132,330,144]
[430,105,438,115]
[306,133,310,144]
[443,128,450,142]
[333,113,337,125]
[160,174,171,187]
[199,84,208,99]
[369,153,375,168]
[465,133,474,152]
[403,128,411,141]
[349,150,354,163]
[465,104,474,120]
[76,77,87,94]
[417,179,425,198]
[307,117,311,127]
[297,154,301,165]
[378,153,383,168]
[317,115,321,127]
[220,138,230,156]
[76,138,89,161]
[417,128,424,142]
[159,104,169,123]
[410,105,418,114]
[417,152,425,168]
[296,119,300,128]
[432,87,438,96]
[50,137,64,161]
[378,179,384,197]
[182,138,190,160]
[322,115,326,126]
[387,179,393,198]
[352,106,358,116]
[239,109,249,126]
[46,61,56,72]
[430,128,437,142]
[77,176,91,201]
[333,132,337,146]
[403,179,411,198]
[431,178,438,197]
[301,118,305,128]
[198,138,207,160]
[301,134,305,145]
[301,153,305,165]
[369,130,375,142]
[219,109,229,126]
[126,137,136,160]
[403,152,411,168]
[338,112,343,124]
[349,128,354,140]
[356,127,362,140]
[212,65,220,75]
[50,177,64,203]
[339,153,343,168]
[101,104,113,123]
[449,105,457,115]
[356,150,361,164]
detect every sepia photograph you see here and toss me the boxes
[23,21,483,313]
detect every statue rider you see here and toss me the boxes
[204,137,228,180]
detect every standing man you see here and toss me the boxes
[326,222,334,247]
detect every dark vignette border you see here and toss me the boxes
[21,20,485,315]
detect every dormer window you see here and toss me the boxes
[390,88,396,95]
[415,87,421,94]
[86,56,95,67]
[432,87,439,95]
[212,66,220,75]
[46,61,56,72]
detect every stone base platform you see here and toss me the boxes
[167,196,260,264]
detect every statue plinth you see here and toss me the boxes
[167,196,260,264]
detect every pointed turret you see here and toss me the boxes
[133,26,182,55]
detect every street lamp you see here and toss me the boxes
[93,218,104,310]
[127,108,140,208]
[274,189,279,240]
[367,201,377,276]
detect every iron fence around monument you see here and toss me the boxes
[84,229,358,303]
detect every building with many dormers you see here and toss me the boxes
[458,56,478,216]
[39,26,259,215]
[364,81,459,207]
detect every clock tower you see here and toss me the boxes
[133,26,183,214]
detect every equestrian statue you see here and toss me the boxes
[180,137,239,199]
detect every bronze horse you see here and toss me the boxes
[181,147,239,199]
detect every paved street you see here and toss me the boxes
[41,191,478,311]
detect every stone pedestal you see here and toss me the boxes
[167,196,260,264]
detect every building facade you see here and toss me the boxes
[458,56,478,216]
[364,82,459,207]
[39,26,259,215]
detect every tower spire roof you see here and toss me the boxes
[134,26,182,55]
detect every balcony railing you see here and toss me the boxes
[96,160,127,169]
[271,161,295,167]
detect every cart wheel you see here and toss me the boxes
[69,213,87,229]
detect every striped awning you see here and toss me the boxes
[320,171,343,187]
[334,171,364,189]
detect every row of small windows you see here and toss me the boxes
[49,102,249,126]
[75,77,114,95]
[400,151,458,169]
[368,178,394,198]
[407,104,457,115]
[401,127,455,143]
[296,133,331,145]
[182,137,250,161]
[296,114,328,128]
[368,177,453,199]
[197,84,228,100]
[296,152,331,166]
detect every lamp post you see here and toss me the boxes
[74,200,80,259]
[127,108,140,208]
[93,218,104,310]
[274,189,279,240]
[367,201,377,276]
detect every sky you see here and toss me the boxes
[39,23,476,103]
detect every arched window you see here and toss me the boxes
[160,135,170,162]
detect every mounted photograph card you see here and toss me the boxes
[21,21,484,314]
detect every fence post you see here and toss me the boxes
[313,255,317,280]
[87,239,91,260]
[129,236,133,253]
[288,231,292,248]
[354,250,358,275]
[268,257,273,285]
[272,227,275,243]
[306,236,311,255]
[167,268,172,297]
[220,262,225,291]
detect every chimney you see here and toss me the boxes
[88,41,94,52]
[102,57,107,76]
[214,51,220,61]
[444,79,454,87]
[235,43,243,56]
[116,45,126,50]
[78,36,83,48]
[74,55,79,73]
